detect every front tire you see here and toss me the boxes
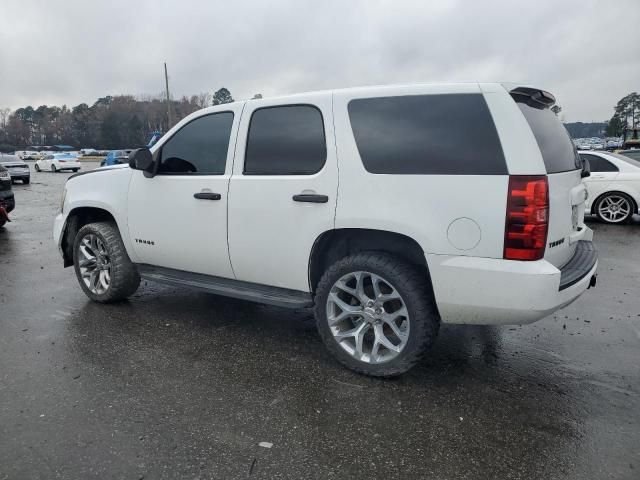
[595,192,634,224]
[315,252,440,377]
[51,164,57,172]
[73,221,140,303]
[23,177,30,184]
[34,164,40,172]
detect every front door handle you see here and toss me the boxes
[292,194,328,203]
[194,192,221,200]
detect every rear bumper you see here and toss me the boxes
[426,239,597,325]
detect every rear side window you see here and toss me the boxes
[516,101,580,173]
[347,94,506,175]
[580,154,618,172]
[244,105,326,175]
[159,112,234,175]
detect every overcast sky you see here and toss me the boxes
[1,0,638,122]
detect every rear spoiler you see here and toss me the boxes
[509,86,556,109]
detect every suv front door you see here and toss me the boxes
[228,94,338,291]
[127,105,243,278]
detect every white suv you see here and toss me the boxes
[53,83,597,376]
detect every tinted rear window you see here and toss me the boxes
[579,154,618,172]
[347,94,506,175]
[244,105,326,175]
[516,101,580,173]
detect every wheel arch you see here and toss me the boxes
[308,228,432,294]
[60,206,118,267]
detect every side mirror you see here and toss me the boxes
[581,157,591,178]
[128,148,154,172]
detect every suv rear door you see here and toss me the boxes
[511,88,585,268]
[227,93,338,292]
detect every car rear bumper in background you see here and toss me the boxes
[8,171,30,179]
[57,162,81,170]
[426,237,598,326]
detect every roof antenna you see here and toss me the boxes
[164,62,173,128]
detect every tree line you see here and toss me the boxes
[605,92,639,137]
[2,87,636,151]
[0,88,236,152]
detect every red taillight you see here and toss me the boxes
[504,175,549,261]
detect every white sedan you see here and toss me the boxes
[35,153,82,173]
[579,151,640,224]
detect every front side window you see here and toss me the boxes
[158,112,234,175]
[580,154,618,172]
[347,94,506,175]
[244,105,326,175]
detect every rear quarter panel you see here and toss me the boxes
[333,84,513,259]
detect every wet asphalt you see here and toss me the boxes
[0,162,639,480]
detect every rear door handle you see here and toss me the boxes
[194,192,221,200]
[292,194,328,203]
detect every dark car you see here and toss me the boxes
[0,165,15,227]
[0,153,30,184]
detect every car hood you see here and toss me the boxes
[68,163,129,181]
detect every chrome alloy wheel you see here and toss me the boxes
[77,233,111,295]
[598,195,631,223]
[326,271,410,364]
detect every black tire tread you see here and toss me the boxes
[315,252,439,377]
[73,221,140,303]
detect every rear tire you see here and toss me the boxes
[73,221,140,303]
[315,252,440,377]
[72,168,79,173]
[595,192,635,224]
[34,164,40,172]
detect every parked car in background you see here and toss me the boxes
[580,150,640,224]
[0,165,15,227]
[14,150,39,160]
[55,82,597,377]
[0,154,30,184]
[79,148,99,156]
[101,150,132,167]
[35,153,81,173]
[617,149,640,162]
